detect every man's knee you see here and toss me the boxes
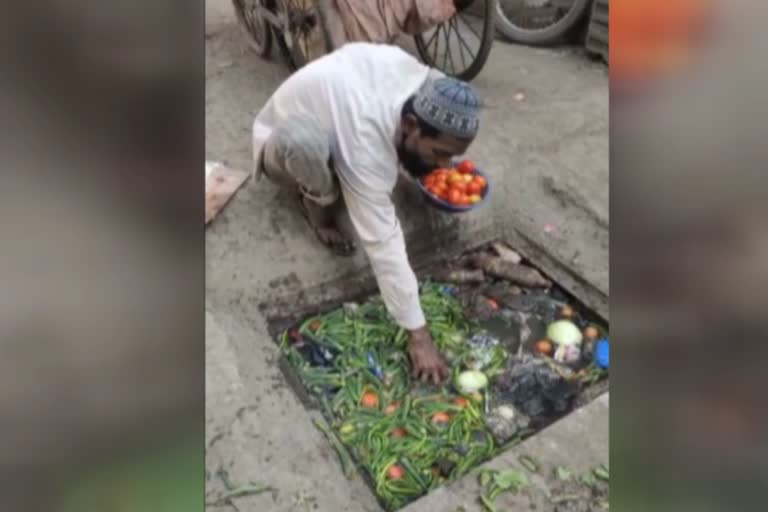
[260,117,339,205]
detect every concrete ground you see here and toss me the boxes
[205,0,608,510]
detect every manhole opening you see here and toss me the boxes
[266,240,609,511]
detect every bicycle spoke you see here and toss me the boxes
[441,24,451,72]
[442,22,456,74]
[453,15,476,62]
[431,25,442,67]
[458,12,483,43]
[451,17,468,70]
[423,25,441,51]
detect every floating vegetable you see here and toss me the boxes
[546,320,583,346]
[532,339,554,356]
[453,397,470,408]
[486,298,500,311]
[387,464,405,480]
[583,325,600,340]
[384,401,400,416]
[391,427,408,438]
[456,370,489,395]
[560,305,575,318]
[432,412,451,424]
[554,344,581,364]
[282,283,509,509]
[360,391,379,408]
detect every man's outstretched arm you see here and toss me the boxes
[340,183,449,384]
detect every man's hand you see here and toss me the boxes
[407,327,450,385]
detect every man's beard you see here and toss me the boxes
[397,137,433,178]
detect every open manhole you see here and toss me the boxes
[267,241,609,511]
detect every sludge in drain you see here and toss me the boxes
[275,243,608,510]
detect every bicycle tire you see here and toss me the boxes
[232,0,273,57]
[495,0,591,46]
[414,0,497,82]
[275,0,334,70]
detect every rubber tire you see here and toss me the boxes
[275,0,334,71]
[414,0,497,82]
[232,0,273,57]
[494,0,592,46]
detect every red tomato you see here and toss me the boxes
[473,175,487,189]
[432,412,451,424]
[448,189,462,205]
[434,169,450,181]
[584,326,600,340]
[451,181,467,194]
[453,397,470,408]
[384,402,400,415]
[360,391,379,408]
[457,160,475,174]
[467,181,482,195]
[387,464,406,480]
[533,339,554,356]
[391,427,407,438]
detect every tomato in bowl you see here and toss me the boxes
[417,160,491,213]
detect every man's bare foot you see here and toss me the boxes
[299,195,356,256]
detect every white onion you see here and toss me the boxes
[456,370,489,395]
[546,320,583,346]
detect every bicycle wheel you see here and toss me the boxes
[275,0,334,70]
[495,0,592,46]
[414,0,497,82]
[232,0,273,57]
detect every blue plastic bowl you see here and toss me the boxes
[417,167,492,213]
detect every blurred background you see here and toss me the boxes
[1,0,767,510]
[0,1,203,510]
[611,0,768,510]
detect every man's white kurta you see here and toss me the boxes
[252,43,443,330]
